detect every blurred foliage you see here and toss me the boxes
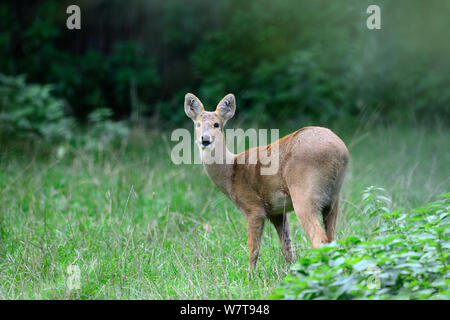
[0,0,449,129]
[0,74,75,141]
[83,108,130,152]
[0,74,129,148]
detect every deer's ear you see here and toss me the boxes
[216,94,236,125]
[184,93,204,120]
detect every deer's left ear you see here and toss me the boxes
[216,94,236,125]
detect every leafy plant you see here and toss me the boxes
[269,189,450,300]
[81,108,130,152]
[0,74,75,141]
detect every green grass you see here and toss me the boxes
[0,125,448,299]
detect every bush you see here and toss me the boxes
[245,50,346,124]
[269,188,450,300]
[81,108,130,152]
[0,74,75,141]
[0,73,130,153]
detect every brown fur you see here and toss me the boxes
[184,93,349,270]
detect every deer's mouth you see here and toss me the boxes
[198,139,214,150]
[200,136,214,149]
[202,140,211,147]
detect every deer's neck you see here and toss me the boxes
[201,138,235,197]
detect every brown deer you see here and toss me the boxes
[184,93,349,270]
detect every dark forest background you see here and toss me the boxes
[1,0,449,137]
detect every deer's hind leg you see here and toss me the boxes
[288,185,328,248]
[322,168,346,242]
[322,199,339,242]
[268,213,297,263]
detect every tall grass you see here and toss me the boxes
[0,125,448,299]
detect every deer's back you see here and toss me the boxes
[230,127,349,215]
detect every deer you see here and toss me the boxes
[184,93,349,271]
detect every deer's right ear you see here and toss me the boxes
[184,93,204,121]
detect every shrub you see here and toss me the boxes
[245,50,346,124]
[269,189,449,300]
[81,108,130,152]
[0,74,75,141]
[0,74,130,152]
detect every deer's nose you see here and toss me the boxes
[201,135,212,146]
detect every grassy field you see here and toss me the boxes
[0,124,448,299]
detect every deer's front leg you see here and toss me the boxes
[245,211,266,271]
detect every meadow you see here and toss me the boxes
[0,124,448,299]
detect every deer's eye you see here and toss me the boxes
[213,122,220,128]
[196,122,201,127]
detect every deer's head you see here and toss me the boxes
[184,93,236,153]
